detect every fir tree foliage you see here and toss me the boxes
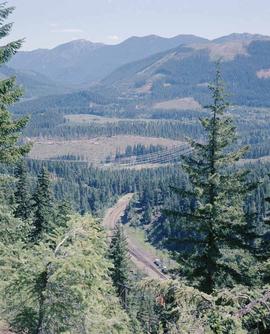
[14,161,32,220]
[0,203,31,245]
[31,167,54,242]
[0,215,132,333]
[168,65,257,293]
[0,2,30,164]
[109,222,130,307]
[54,199,72,230]
[138,279,270,334]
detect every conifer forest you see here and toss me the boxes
[1,1,270,333]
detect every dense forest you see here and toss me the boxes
[1,2,270,334]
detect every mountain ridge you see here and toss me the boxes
[102,39,270,106]
[7,33,270,101]
[7,34,212,86]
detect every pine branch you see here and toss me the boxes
[0,3,14,23]
[0,40,24,64]
[234,290,270,319]
[169,185,196,198]
[164,209,206,221]
[0,22,12,38]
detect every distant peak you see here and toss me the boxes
[121,34,208,46]
[125,34,162,41]
[52,39,105,50]
[69,39,96,45]
[213,33,270,44]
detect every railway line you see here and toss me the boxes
[103,193,167,280]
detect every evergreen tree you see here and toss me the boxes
[168,66,258,293]
[142,203,152,225]
[0,215,132,334]
[0,202,30,245]
[109,222,130,307]
[54,200,72,230]
[14,161,32,220]
[137,279,270,334]
[0,3,31,164]
[31,167,54,241]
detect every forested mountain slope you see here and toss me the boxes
[6,33,270,104]
[12,35,270,110]
[0,65,69,98]
[3,0,270,332]
[103,39,270,106]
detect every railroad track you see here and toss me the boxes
[103,194,167,280]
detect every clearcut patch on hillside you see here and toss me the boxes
[191,41,248,61]
[29,135,182,163]
[152,97,202,110]
[257,68,270,79]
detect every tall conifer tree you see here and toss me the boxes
[32,167,53,241]
[0,215,132,334]
[168,66,257,293]
[14,161,32,220]
[109,223,130,307]
[0,3,30,165]
[0,2,31,244]
[54,200,72,230]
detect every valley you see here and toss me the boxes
[10,35,270,304]
[1,4,270,329]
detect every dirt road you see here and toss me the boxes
[103,193,134,231]
[103,194,167,280]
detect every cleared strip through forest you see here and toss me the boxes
[103,194,167,280]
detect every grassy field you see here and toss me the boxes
[29,135,182,163]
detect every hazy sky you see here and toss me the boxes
[6,0,270,50]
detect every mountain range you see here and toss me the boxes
[6,33,270,107]
[9,34,208,88]
[103,38,270,106]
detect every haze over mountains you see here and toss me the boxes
[6,32,270,106]
[9,34,208,86]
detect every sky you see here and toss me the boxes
[5,0,270,50]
